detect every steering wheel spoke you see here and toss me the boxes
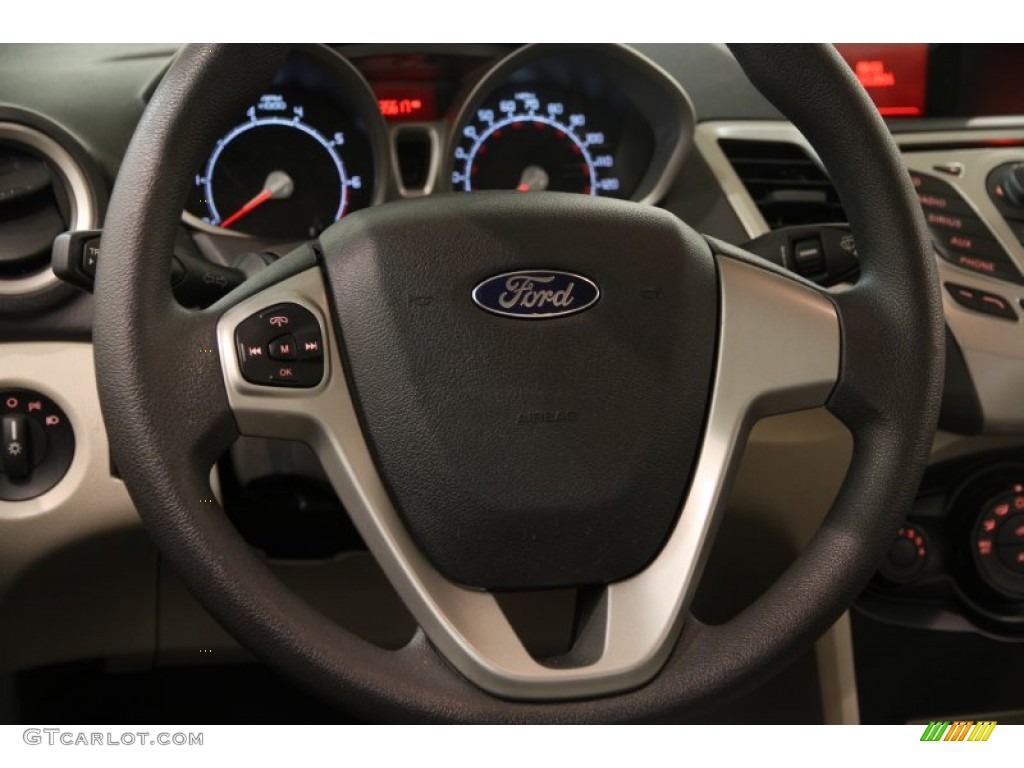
[707,242,840,421]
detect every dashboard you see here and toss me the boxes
[3,43,1024,724]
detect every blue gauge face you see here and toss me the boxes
[452,90,622,196]
[186,90,371,240]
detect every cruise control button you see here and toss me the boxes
[268,335,297,361]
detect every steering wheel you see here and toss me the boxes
[93,44,944,722]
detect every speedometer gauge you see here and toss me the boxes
[451,91,621,196]
[444,44,697,205]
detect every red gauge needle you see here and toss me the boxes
[219,170,294,229]
[516,165,549,192]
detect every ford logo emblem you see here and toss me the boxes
[472,270,600,319]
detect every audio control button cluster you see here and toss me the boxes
[235,303,325,388]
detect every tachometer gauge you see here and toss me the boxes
[451,91,621,196]
[187,92,368,240]
[182,46,388,242]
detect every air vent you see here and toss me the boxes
[719,138,846,229]
[0,145,68,278]
[0,120,97,297]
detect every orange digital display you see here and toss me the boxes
[834,44,929,117]
[373,82,437,122]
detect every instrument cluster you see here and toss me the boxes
[181,44,695,245]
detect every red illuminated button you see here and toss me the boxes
[940,252,1024,284]
[911,173,975,211]
[271,365,296,382]
[945,283,1018,320]
[977,538,994,556]
[924,210,989,237]
[948,284,977,303]
[981,294,1014,317]
[295,327,323,360]
[879,524,929,582]
[268,335,297,362]
[917,191,975,216]
[936,232,1009,262]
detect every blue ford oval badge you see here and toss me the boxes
[472,270,600,319]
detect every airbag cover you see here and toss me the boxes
[320,193,717,589]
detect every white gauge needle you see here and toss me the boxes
[219,170,295,229]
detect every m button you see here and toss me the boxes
[268,335,297,361]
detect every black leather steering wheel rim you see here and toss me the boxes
[94,43,944,722]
